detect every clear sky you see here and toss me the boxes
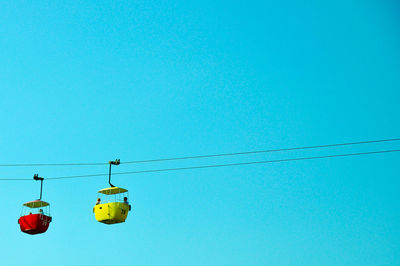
[0,0,399,265]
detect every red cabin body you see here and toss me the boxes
[18,213,52,235]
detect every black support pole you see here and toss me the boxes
[108,159,120,188]
[109,163,114,187]
[34,174,44,200]
[40,179,43,200]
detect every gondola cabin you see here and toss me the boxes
[93,187,131,224]
[18,200,52,235]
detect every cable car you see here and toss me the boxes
[93,187,131,224]
[18,200,52,235]
[93,159,131,224]
[18,174,52,235]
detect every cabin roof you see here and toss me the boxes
[23,200,50,208]
[98,187,128,195]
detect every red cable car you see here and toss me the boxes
[18,174,52,235]
[18,200,52,235]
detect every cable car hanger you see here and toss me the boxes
[93,159,131,225]
[108,159,120,187]
[33,174,44,200]
[18,174,52,235]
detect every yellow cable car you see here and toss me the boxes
[93,159,132,225]
[93,187,131,224]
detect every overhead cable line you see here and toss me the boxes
[0,138,399,167]
[0,162,108,167]
[1,149,398,181]
[120,138,400,164]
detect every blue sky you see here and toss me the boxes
[0,0,399,265]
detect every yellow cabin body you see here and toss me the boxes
[94,202,129,224]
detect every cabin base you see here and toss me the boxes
[94,202,130,224]
[18,214,52,235]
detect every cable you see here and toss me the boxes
[0,138,398,167]
[0,162,108,167]
[31,148,398,180]
[120,138,400,164]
